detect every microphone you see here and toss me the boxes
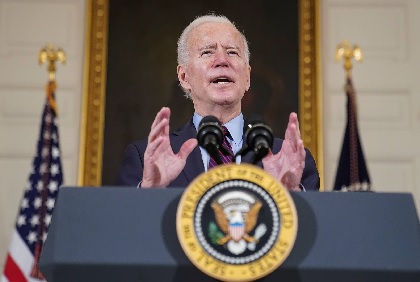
[236,114,273,164]
[197,116,225,165]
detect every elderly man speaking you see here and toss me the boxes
[116,14,319,191]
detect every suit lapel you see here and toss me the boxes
[170,120,205,183]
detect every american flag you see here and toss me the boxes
[2,81,63,282]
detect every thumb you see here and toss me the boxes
[178,139,198,160]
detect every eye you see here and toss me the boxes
[228,50,239,56]
[200,50,213,56]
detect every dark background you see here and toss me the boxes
[102,0,298,185]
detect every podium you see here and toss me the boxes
[40,187,420,281]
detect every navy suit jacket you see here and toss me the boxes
[116,119,320,191]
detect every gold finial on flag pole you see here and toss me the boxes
[38,43,66,82]
[38,44,65,115]
[335,40,363,78]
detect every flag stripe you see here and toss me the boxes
[7,231,35,280]
[4,254,26,282]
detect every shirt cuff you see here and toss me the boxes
[299,183,306,191]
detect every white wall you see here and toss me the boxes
[0,0,85,267]
[322,0,420,212]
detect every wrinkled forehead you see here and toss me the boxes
[187,22,245,50]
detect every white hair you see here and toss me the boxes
[177,14,250,98]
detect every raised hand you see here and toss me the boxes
[141,107,197,188]
[262,112,306,191]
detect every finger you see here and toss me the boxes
[145,136,164,158]
[288,113,303,151]
[150,108,163,129]
[148,118,169,143]
[290,113,300,137]
[177,139,198,160]
[297,140,306,160]
[164,110,171,136]
[289,112,298,124]
[284,121,299,154]
[285,112,297,141]
[151,107,170,130]
[289,123,300,149]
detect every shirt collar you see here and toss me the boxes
[193,112,244,145]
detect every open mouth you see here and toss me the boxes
[212,77,233,84]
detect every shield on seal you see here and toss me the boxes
[229,221,245,241]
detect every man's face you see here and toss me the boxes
[177,22,251,111]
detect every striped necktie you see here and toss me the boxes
[208,126,234,168]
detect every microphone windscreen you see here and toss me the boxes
[244,114,264,130]
[244,113,274,149]
[199,115,220,127]
[197,115,223,149]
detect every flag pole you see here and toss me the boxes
[30,44,66,279]
[333,41,371,191]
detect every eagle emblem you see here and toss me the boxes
[209,191,267,255]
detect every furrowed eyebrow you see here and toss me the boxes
[199,44,216,51]
[225,45,240,50]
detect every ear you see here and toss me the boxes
[177,65,191,91]
[245,65,251,91]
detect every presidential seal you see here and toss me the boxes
[176,164,298,281]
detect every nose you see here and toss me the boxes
[213,49,229,67]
